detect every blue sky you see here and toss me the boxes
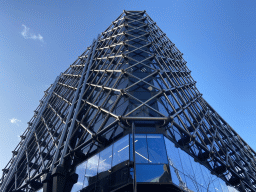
[0,0,255,170]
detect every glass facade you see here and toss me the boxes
[71,135,130,191]
[135,164,171,183]
[128,134,171,184]
[129,134,168,164]
[97,146,112,179]
[112,135,129,167]
[84,154,99,185]
[164,137,238,192]
[72,134,235,192]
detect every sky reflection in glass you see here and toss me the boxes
[72,134,233,192]
[112,135,129,167]
[132,135,149,163]
[71,161,87,191]
[98,145,112,174]
[164,136,233,192]
[130,134,168,164]
[85,154,99,180]
[147,134,168,164]
[136,164,171,183]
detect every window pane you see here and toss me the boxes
[212,175,221,192]
[164,137,183,172]
[85,154,99,185]
[169,165,179,186]
[72,161,87,191]
[218,178,229,192]
[147,134,168,164]
[130,134,149,163]
[185,175,199,192]
[191,157,206,188]
[98,145,112,179]
[112,135,129,167]
[200,164,211,189]
[136,164,171,183]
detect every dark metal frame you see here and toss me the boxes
[1,10,256,192]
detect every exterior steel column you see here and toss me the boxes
[49,40,98,192]
[59,34,100,166]
[49,39,96,173]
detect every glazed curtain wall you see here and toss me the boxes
[72,135,129,191]
[164,137,237,192]
[71,134,236,192]
[72,134,169,191]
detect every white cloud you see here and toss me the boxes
[21,24,44,42]
[10,118,21,126]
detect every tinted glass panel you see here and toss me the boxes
[72,161,87,191]
[164,136,233,191]
[169,165,179,186]
[136,164,171,183]
[130,134,149,163]
[147,134,168,164]
[185,175,198,192]
[218,178,229,192]
[85,154,99,185]
[98,145,112,179]
[191,157,206,188]
[112,135,129,167]
[164,137,183,172]
[179,148,193,176]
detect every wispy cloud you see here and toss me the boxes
[21,24,44,42]
[10,118,21,126]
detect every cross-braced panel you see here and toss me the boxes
[1,10,256,192]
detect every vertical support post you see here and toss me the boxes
[59,34,100,166]
[132,122,137,192]
[50,35,99,192]
[42,173,52,192]
[49,37,97,173]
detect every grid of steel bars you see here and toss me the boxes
[1,10,256,192]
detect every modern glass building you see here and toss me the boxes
[1,10,255,192]
[72,134,235,192]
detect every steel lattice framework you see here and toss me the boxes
[1,10,256,192]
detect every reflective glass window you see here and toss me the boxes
[130,134,149,163]
[83,170,89,188]
[179,148,193,176]
[211,175,222,192]
[112,135,129,167]
[98,145,112,179]
[185,175,199,192]
[72,161,87,191]
[178,172,187,189]
[191,157,206,188]
[164,137,183,172]
[207,174,219,192]
[147,134,168,164]
[169,165,179,186]
[218,178,229,192]
[85,154,99,185]
[200,163,212,188]
[136,164,171,183]
[71,161,87,192]
[228,186,239,192]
